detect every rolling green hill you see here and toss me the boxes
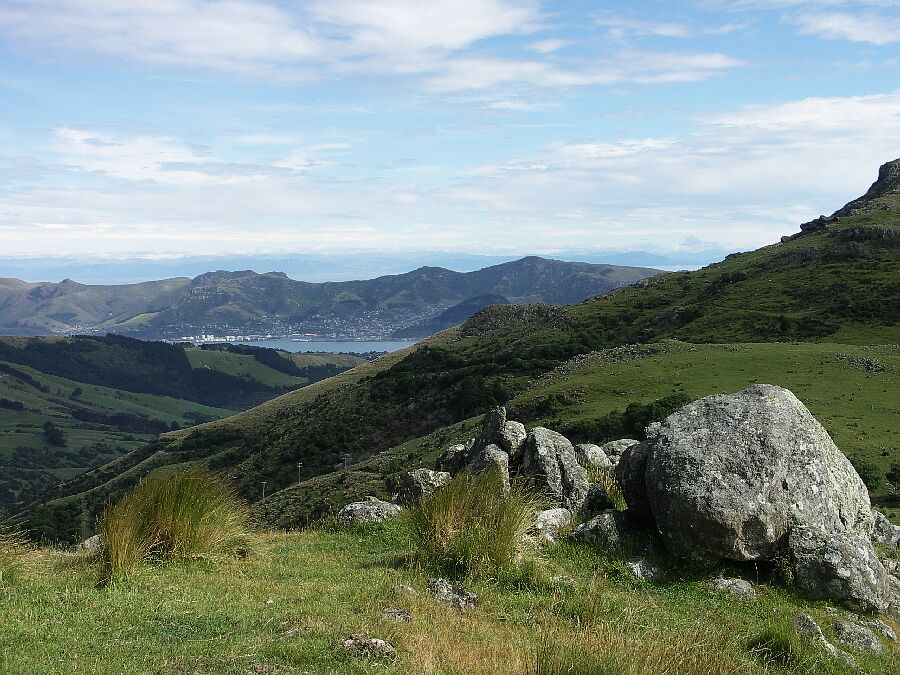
[16,159,900,542]
[0,338,366,514]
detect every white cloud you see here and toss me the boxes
[596,17,693,39]
[527,38,572,53]
[424,52,742,92]
[794,11,900,44]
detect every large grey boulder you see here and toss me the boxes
[473,406,507,454]
[397,468,451,504]
[521,427,589,511]
[468,443,510,492]
[644,385,873,562]
[574,443,612,470]
[336,497,402,524]
[872,509,900,549]
[790,526,891,613]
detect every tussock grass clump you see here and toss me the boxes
[0,526,38,582]
[529,625,753,675]
[101,468,250,581]
[587,467,628,511]
[747,626,821,672]
[408,468,540,580]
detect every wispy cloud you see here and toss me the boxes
[793,11,900,44]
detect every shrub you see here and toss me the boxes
[100,468,250,582]
[407,468,539,581]
[0,526,37,582]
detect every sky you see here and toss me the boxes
[1,0,899,263]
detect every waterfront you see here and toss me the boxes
[195,338,417,353]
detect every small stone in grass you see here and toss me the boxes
[341,634,396,657]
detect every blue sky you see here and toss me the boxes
[1,0,899,261]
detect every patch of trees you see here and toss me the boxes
[0,363,49,392]
[0,397,24,411]
[42,421,66,447]
[554,393,694,444]
[66,406,170,434]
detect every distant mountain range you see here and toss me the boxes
[0,257,659,340]
[0,248,728,285]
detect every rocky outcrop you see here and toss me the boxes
[644,385,872,563]
[336,497,402,524]
[397,468,450,504]
[613,441,652,521]
[790,526,891,613]
[521,427,589,512]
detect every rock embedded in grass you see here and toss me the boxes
[427,578,477,611]
[833,621,884,655]
[625,557,661,582]
[531,508,572,544]
[382,607,412,622]
[707,577,756,601]
[793,613,858,668]
[336,497,402,524]
[341,634,396,657]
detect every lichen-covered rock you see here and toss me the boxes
[872,509,900,549]
[522,427,589,511]
[863,618,897,642]
[473,406,507,454]
[834,621,883,655]
[707,577,756,600]
[574,443,611,470]
[499,421,527,460]
[532,508,572,544]
[427,578,477,610]
[790,526,891,613]
[436,442,471,475]
[468,443,510,492]
[336,497,402,524]
[581,482,614,516]
[397,468,450,504]
[600,439,639,467]
[644,385,873,562]
[341,634,396,657]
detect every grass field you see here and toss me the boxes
[0,520,895,674]
[259,340,899,527]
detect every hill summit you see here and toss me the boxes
[834,157,900,217]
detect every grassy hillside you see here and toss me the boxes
[1,522,895,674]
[17,161,900,541]
[0,339,366,517]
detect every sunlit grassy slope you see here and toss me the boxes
[0,522,895,674]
